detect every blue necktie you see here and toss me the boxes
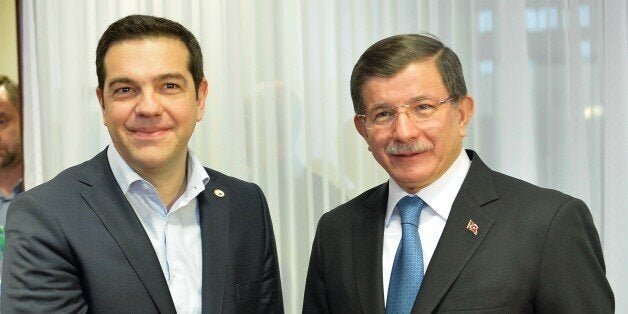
[386,195,425,314]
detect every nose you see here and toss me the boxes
[135,90,163,117]
[391,110,420,142]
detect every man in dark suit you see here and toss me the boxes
[1,15,283,313]
[303,34,613,313]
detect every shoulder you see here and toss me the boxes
[15,156,104,204]
[457,151,592,236]
[491,170,572,203]
[466,150,577,210]
[491,171,592,231]
[204,167,261,195]
[470,159,589,233]
[202,167,269,213]
[6,158,105,236]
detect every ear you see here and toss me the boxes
[354,115,369,141]
[96,87,105,109]
[96,87,107,126]
[456,95,474,137]
[195,78,209,122]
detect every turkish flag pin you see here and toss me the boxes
[466,220,479,235]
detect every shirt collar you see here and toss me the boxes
[107,145,210,196]
[177,149,211,207]
[385,149,471,226]
[0,179,23,200]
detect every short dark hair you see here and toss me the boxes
[96,15,204,94]
[350,33,467,114]
[0,75,20,110]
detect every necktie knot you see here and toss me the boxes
[397,195,424,227]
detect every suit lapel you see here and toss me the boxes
[353,183,388,314]
[198,173,230,314]
[413,151,498,313]
[78,151,176,313]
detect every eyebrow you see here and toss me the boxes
[157,73,187,83]
[407,95,434,102]
[106,72,188,89]
[370,95,434,109]
[107,77,135,90]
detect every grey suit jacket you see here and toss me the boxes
[303,150,613,313]
[1,149,283,313]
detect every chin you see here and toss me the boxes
[140,155,171,167]
[124,151,166,169]
[390,168,433,186]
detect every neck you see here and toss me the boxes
[0,161,23,196]
[136,159,188,211]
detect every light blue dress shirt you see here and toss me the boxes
[0,180,22,291]
[0,180,22,226]
[107,146,209,314]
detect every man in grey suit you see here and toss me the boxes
[303,34,613,313]
[1,15,283,313]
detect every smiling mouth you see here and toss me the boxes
[387,147,432,158]
[392,151,424,158]
[130,129,170,139]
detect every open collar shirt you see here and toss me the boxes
[108,145,209,314]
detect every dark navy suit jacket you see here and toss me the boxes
[1,149,283,313]
[303,150,613,313]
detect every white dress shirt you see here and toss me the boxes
[108,146,209,314]
[383,149,471,303]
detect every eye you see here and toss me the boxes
[410,102,438,117]
[161,82,182,94]
[415,103,436,111]
[409,101,439,120]
[112,87,136,97]
[371,108,396,122]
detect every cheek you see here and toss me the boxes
[105,107,131,126]
[365,131,389,150]
[366,134,392,164]
[422,119,456,145]
[5,125,20,140]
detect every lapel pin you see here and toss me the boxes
[214,189,225,197]
[466,219,479,236]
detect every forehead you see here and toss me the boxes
[362,59,447,106]
[0,88,18,112]
[103,37,191,83]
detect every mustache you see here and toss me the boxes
[385,141,433,155]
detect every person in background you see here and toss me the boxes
[1,15,282,313]
[0,75,22,279]
[0,75,22,227]
[303,34,613,313]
